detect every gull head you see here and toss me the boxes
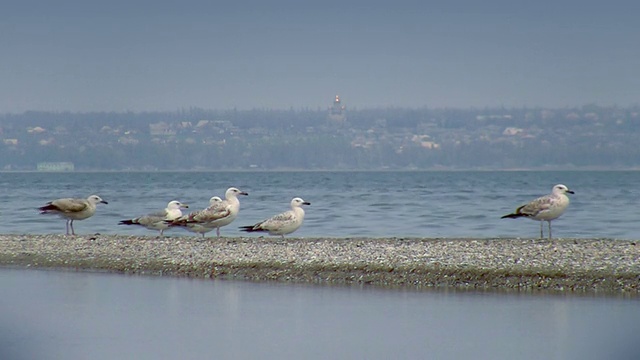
[291,197,311,207]
[167,200,189,209]
[552,184,574,195]
[209,196,223,205]
[88,195,108,205]
[226,187,249,197]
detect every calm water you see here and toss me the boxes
[0,170,639,239]
[2,171,640,360]
[0,269,638,360]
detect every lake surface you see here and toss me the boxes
[2,171,640,359]
[1,269,639,360]
[1,170,639,239]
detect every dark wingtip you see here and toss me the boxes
[118,220,134,225]
[38,204,57,212]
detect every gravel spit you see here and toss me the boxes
[0,234,638,295]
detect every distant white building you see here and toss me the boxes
[503,127,523,136]
[149,122,176,136]
[37,162,75,171]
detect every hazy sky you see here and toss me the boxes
[1,0,639,113]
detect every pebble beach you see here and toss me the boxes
[1,234,639,295]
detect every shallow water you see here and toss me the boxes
[1,170,639,239]
[0,269,638,360]
[3,171,640,360]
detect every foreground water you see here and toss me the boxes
[1,170,639,239]
[3,171,640,359]
[0,269,637,360]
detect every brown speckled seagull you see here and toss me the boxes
[501,184,574,240]
[169,187,248,238]
[118,200,189,236]
[240,197,310,239]
[39,195,108,235]
[168,196,223,238]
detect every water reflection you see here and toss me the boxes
[0,269,639,360]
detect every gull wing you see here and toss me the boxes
[50,198,89,213]
[175,202,231,224]
[254,211,296,230]
[516,195,554,217]
[135,209,170,225]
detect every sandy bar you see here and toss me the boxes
[0,234,638,296]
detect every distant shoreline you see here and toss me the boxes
[1,235,638,296]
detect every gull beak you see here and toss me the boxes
[302,201,311,205]
[101,200,109,205]
[240,192,249,196]
[182,204,189,208]
[567,190,575,194]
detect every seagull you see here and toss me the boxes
[501,184,574,240]
[38,195,108,235]
[118,200,189,236]
[240,197,310,239]
[169,196,223,238]
[170,187,248,238]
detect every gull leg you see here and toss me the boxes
[70,220,75,236]
[65,220,70,235]
[216,227,221,238]
[539,221,544,239]
[548,221,552,240]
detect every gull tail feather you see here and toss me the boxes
[239,225,263,232]
[38,204,57,213]
[118,219,138,225]
[501,213,526,219]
